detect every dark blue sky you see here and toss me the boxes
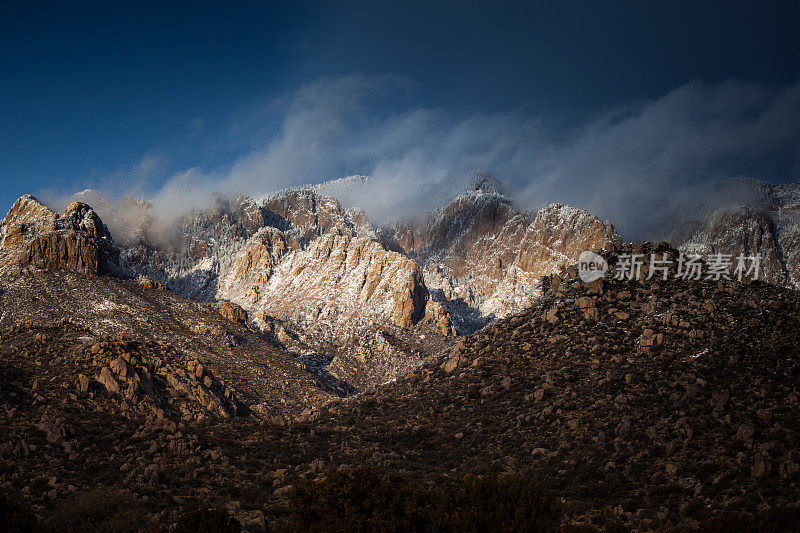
[1,1,799,217]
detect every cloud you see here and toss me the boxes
[150,167,218,217]
[524,79,800,237]
[39,151,168,212]
[219,75,416,195]
[87,75,800,238]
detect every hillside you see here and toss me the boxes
[2,242,799,530]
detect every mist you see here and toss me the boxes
[46,75,800,240]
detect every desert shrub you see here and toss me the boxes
[0,494,36,533]
[438,474,561,532]
[281,466,561,532]
[284,466,430,532]
[693,507,800,532]
[46,487,153,532]
[174,507,241,533]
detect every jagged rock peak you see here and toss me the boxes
[0,194,117,276]
[533,203,618,235]
[118,196,153,210]
[260,188,373,239]
[2,194,57,227]
[70,189,114,212]
[468,170,508,198]
[62,202,114,241]
[387,191,621,327]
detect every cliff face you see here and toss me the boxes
[0,196,117,277]
[481,203,622,317]
[389,189,620,326]
[216,221,439,390]
[219,232,428,332]
[669,180,800,288]
[673,206,788,286]
[217,227,292,300]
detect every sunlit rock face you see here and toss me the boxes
[0,195,117,277]
[387,185,620,328]
[219,231,428,332]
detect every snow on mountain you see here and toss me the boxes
[37,177,622,333]
[219,232,428,335]
[669,179,800,287]
[386,188,620,328]
[254,174,372,206]
[4,175,798,394]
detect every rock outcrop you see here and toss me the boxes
[212,300,249,326]
[389,184,620,326]
[261,189,360,241]
[670,180,800,288]
[220,232,429,333]
[215,205,453,391]
[481,203,622,316]
[0,195,117,276]
[216,227,292,302]
[1,194,58,229]
[423,299,457,337]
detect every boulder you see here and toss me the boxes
[77,374,90,393]
[97,366,120,394]
[424,300,457,336]
[441,356,460,373]
[213,301,249,326]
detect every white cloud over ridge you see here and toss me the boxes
[107,75,800,239]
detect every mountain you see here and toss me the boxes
[36,179,619,392]
[2,241,799,530]
[3,178,800,529]
[295,242,800,529]
[0,196,118,277]
[0,198,344,421]
[5,178,799,396]
[670,179,800,288]
[387,181,620,329]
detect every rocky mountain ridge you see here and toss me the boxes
[0,194,453,395]
[2,241,799,531]
[4,176,799,396]
[669,178,800,288]
[0,180,624,391]
[388,191,620,325]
